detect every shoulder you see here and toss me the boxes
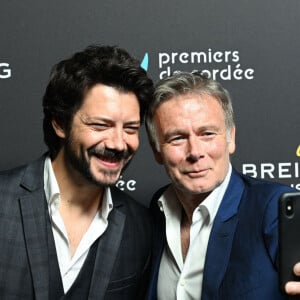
[110,186,152,248]
[0,155,46,177]
[0,164,28,189]
[0,155,46,194]
[0,162,27,177]
[110,186,151,222]
[110,186,148,209]
[149,184,170,209]
[230,168,293,194]
[238,171,294,196]
[232,169,295,216]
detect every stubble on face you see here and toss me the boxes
[56,84,141,188]
[64,132,134,187]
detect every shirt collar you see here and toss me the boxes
[101,187,114,220]
[158,164,232,225]
[44,156,60,206]
[200,164,232,225]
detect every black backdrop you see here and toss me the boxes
[1,0,300,206]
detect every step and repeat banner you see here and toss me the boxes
[1,0,300,206]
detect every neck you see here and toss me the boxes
[51,150,104,210]
[174,188,210,224]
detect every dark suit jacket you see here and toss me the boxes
[147,168,294,300]
[0,155,152,300]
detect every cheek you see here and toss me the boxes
[161,147,184,166]
[127,135,139,151]
[71,128,99,147]
[208,144,223,158]
[207,140,229,157]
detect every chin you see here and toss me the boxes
[97,173,121,186]
[179,184,213,195]
[90,178,118,187]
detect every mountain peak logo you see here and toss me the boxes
[296,145,300,157]
[140,53,149,71]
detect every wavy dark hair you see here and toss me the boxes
[43,45,154,158]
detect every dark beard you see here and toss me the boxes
[64,137,133,187]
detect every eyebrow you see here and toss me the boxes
[82,116,141,126]
[163,125,221,140]
[164,129,186,141]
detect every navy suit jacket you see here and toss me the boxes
[147,168,294,300]
[0,155,152,300]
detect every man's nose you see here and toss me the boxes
[187,135,204,161]
[105,128,126,151]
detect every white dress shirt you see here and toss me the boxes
[157,165,232,300]
[43,157,113,293]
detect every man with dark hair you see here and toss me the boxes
[0,45,154,299]
[145,71,295,299]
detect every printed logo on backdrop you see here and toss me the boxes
[0,62,11,79]
[141,49,255,80]
[140,53,149,71]
[242,145,300,190]
[116,175,136,192]
[158,49,254,80]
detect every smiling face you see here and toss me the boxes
[153,93,235,198]
[53,83,140,186]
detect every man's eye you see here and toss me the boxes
[125,127,139,133]
[172,136,183,141]
[91,123,109,130]
[204,132,214,136]
[168,136,184,144]
[201,131,217,139]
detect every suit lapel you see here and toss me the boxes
[201,169,244,299]
[148,198,166,300]
[88,192,126,299]
[19,156,50,300]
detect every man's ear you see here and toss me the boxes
[228,126,236,155]
[51,118,66,139]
